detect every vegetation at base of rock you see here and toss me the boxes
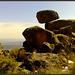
[10,48,19,59]
[0,42,75,74]
[0,44,31,74]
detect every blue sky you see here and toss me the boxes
[0,1,75,39]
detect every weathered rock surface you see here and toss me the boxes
[59,26,72,36]
[72,32,75,38]
[22,26,55,49]
[36,10,59,23]
[71,37,75,45]
[20,53,59,72]
[53,43,64,53]
[71,37,75,50]
[45,19,75,32]
[38,42,55,53]
[52,34,71,46]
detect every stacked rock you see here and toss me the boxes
[22,10,75,53]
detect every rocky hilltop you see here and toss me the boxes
[16,10,75,73]
[0,10,75,74]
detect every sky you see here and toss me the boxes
[0,1,75,40]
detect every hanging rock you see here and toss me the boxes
[22,26,55,49]
[36,10,59,23]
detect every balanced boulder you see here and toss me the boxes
[45,19,75,32]
[22,26,55,49]
[36,10,59,23]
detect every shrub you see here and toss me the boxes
[0,53,30,74]
[10,48,19,59]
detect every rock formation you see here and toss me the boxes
[22,10,75,53]
[15,10,75,73]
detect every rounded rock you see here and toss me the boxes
[36,10,59,23]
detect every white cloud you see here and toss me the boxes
[0,22,44,39]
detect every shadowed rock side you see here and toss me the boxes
[15,10,75,73]
[36,10,59,23]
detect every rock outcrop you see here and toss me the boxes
[22,10,75,53]
[36,10,59,23]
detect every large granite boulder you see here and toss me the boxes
[36,10,59,23]
[45,19,75,32]
[22,26,55,49]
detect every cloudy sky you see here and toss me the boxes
[0,1,75,39]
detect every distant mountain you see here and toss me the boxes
[2,41,23,50]
[0,39,25,50]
